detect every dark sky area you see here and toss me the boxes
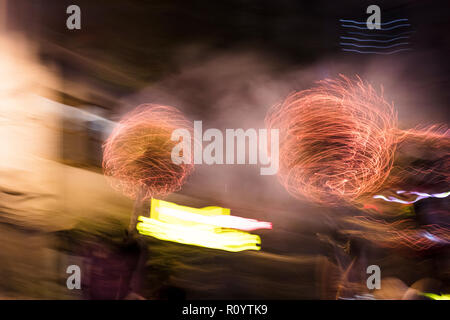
[5,0,450,117]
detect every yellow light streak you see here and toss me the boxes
[137,216,261,252]
[136,199,266,252]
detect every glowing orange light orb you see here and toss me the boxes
[266,76,398,205]
[103,104,194,200]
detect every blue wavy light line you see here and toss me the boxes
[346,31,413,37]
[339,18,408,25]
[341,36,410,43]
[341,48,412,54]
[340,42,409,49]
[342,24,411,30]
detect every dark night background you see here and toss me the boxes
[6,0,450,116]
